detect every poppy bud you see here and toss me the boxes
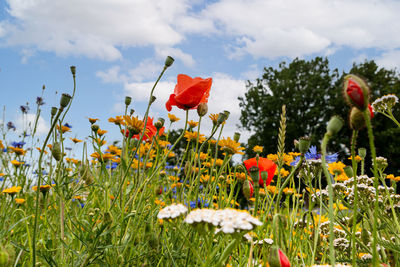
[260,171,269,187]
[60,93,72,109]
[155,118,165,130]
[197,103,208,117]
[125,96,132,106]
[242,179,253,200]
[155,186,163,195]
[361,228,370,245]
[268,246,291,267]
[298,136,310,154]
[150,96,156,104]
[217,112,227,125]
[130,108,135,116]
[164,56,174,67]
[70,66,76,76]
[223,110,230,121]
[343,166,353,178]
[327,115,344,135]
[52,142,62,161]
[248,166,259,185]
[233,132,241,142]
[358,148,367,159]
[343,74,369,110]
[91,124,99,132]
[349,107,365,130]
[51,107,58,117]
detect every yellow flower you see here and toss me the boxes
[253,145,263,154]
[11,160,24,167]
[218,137,244,155]
[108,116,125,125]
[267,154,278,162]
[333,203,348,210]
[209,113,225,125]
[94,138,107,147]
[188,120,199,128]
[208,139,218,145]
[276,168,289,177]
[386,174,395,180]
[348,155,362,162]
[97,129,108,136]
[266,185,276,194]
[288,152,301,157]
[335,173,349,182]
[106,145,122,155]
[283,187,296,195]
[33,184,52,193]
[235,172,251,181]
[57,124,71,133]
[168,113,180,123]
[212,158,224,167]
[3,186,21,195]
[15,198,25,204]
[0,140,4,150]
[195,152,208,161]
[123,115,144,135]
[328,161,346,176]
[0,173,4,177]
[91,152,114,161]
[184,131,206,143]
[70,137,82,143]
[88,118,99,124]
[8,146,26,156]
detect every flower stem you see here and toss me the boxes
[350,130,359,267]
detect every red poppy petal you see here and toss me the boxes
[175,74,194,95]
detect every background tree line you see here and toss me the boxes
[238,57,400,174]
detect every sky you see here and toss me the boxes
[1,0,400,157]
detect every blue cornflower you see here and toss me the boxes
[36,97,45,106]
[11,141,26,148]
[7,122,16,131]
[64,123,72,128]
[291,146,338,166]
[20,105,29,114]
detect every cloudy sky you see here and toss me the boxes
[1,0,400,153]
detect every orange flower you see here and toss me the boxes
[243,157,277,187]
[166,74,212,111]
[70,137,82,143]
[88,118,99,124]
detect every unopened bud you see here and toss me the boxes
[233,132,240,142]
[150,96,156,104]
[327,115,344,135]
[52,142,62,161]
[51,107,58,117]
[164,56,174,67]
[217,112,226,125]
[358,148,367,159]
[343,166,353,178]
[197,103,208,117]
[343,74,369,110]
[298,136,310,154]
[260,171,269,187]
[60,93,72,109]
[242,180,253,200]
[293,139,299,150]
[130,109,135,116]
[349,107,370,130]
[248,166,259,185]
[154,118,165,130]
[91,124,99,132]
[223,110,230,120]
[125,96,132,106]
[268,246,291,267]
[70,66,76,76]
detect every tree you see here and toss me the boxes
[239,58,400,174]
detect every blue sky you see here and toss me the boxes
[1,0,400,157]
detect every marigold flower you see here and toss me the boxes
[70,137,82,143]
[11,160,24,167]
[328,161,346,176]
[97,129,107,136]
[253,145,263,154]
[15,198,25,204]
[218,137,244,155]
[167,113,180,123]
[88,118,99,124]
[8,146,26,156]
[243,157,277,187]
[57,124,71,133]
[184,131,206,143]
[33,184,52,193]
[2,186,21,195]
[166,74,212,111]
[187,120,199,128]
[108,116,125,125]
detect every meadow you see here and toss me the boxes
[1,56,399,266]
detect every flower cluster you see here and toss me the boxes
[157,204,188,219]
[372,94,398,113]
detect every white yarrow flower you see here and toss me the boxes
[157,204,188,219]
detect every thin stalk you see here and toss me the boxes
[350,130,359,266]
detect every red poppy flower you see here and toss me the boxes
[166,74,212,112]
[368,104,374,119]
[278,249,291,267]
[243,157,277,187]
[346,77,365,109]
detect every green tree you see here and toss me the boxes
[239,58,400,174]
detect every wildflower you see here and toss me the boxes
[253,145,263,154]
[11,160,24,167]
[70,137,82,143]
[106,145,122,155]
[57,124,71,133]
[11,141,26,148]
[218,137,245,155]
[36,97,45,106]
[132,117,164,141]
[236,172,251,181]
[88,118,99,124]
[291,146,337,166]
[123,115,144,135]
[20,105,29,114]
[2,186,21,195]
[8,146,26,156]
[328,161,346,176]
[108,116,125,125]
[187,120,199,128]
[283,188,296,195]
[15,198,25,204]
[243,157,277,187]
[157,204,188,219]
[94,138,106,147]
[184,131,206,143]
[348,155,362,162]
[269,247,291,267]
[372,94,398,113]
[166,74,212,111]
[168,113,180,123]
[7,121,16,131]
[32,185,52,194]
[209,113,225,126]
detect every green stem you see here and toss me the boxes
[350,130,359,267]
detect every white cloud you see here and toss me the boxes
[204,0,400,59]
[155,47,196,67]
[376,50,400,70]
[15,113,50,136]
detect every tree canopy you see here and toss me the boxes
[238,57,400,174]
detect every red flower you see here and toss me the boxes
[243,157,277,187]
[166,74,212,112]
[278,249,291,267]
[346,77,365,109]
[368,104,374,119]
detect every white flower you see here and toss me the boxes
[157,204,188,219]
[372,94,398,113]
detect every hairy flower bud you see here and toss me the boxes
[358,148,367,159]
[268,246,291,267]
[327,115,344,135]
[60,93,72,109]
[343,74,369,110]
[242,180,253,200]
[344,166,353,178]
[52,142,62,161]
[91,124,100,132]
[197,103,208,117]
[154,118,165,130]
[298,136,310,154]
